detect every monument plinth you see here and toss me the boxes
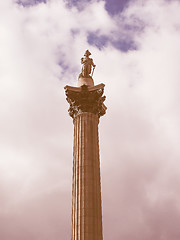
[78,77,94,87]
[65,50,107,240]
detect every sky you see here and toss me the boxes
[0,0,180,239]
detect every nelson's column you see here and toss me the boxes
[64,50,107,240]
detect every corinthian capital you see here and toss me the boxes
[64,84,107,119]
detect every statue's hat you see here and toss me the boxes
[84,50,91,57]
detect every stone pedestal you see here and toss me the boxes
[65,83,106,240]
[78,77,94,87]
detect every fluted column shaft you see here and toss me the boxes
[72,112,103,240]
[64,83,106,240]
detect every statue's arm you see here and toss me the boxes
[91,58,96,68]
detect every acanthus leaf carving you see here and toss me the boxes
[65,84,106,119]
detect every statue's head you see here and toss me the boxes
[84,50,91,57]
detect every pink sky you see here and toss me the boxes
[0,0,180,239]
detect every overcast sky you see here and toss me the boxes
[1,0,180,239]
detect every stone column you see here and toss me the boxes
[65,83,106,240]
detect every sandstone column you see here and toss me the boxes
[64,50,106,240]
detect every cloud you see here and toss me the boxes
[16,0,47,7]
[0,0,180,239]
